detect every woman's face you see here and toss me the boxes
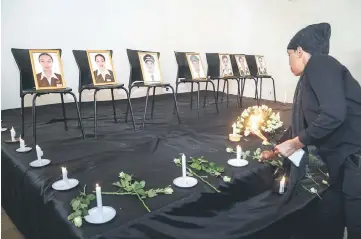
[96,56,105,68]
[288,49,304,76]
[39,55,53,71]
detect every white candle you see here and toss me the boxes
[232,123,237,135]
[19,136,25,149]
[10,127,16,141]
[62,167,69,183]
[284,92,287,104]
[96,184,103,213]
[236,145,242,160]
[182,154,187,178]
[279,176,286,194]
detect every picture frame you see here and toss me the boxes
[138,52,163,85]
[186,53,206,80]
[234,54,251,77]
[218,54,233,77]
[86,50,117,85]
[29,49,66,90]
[255,55,268,75]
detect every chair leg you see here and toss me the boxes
[125,86,133,122]
[93,89,99,137]
[173,81,179,115]
[221,80,226,103]
[111,89,117,123]
[190,83,194,110]
[253,78,259,103]
[122,87,135,130]
[78,90,83,128]
[32,94,39,145]
[196,82,200,119]
[203,82,208,108]
[226,80,229,108]
[21,96,25,137]
[142,87,151,129]
[209,81,219,113]
[151,86,156,119]
[259,77,263,103]
[168,85,180,124]
[236,79,241,108]
[271,77,277,102]
[216,80,220,103]
[68,92,85,140]
[240,79,245,108]
[60,93,68,131]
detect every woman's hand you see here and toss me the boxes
[260,150,277,161]
[274,137,304,158]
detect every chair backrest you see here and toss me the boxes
[126,49,160,86]
[174,51,193,79]
[72,50,113,92]
[11,48,62,95]
[205,53,220,78]
[245,55,259,76]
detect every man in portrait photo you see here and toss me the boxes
[257,56,267,75]
[238,56,250,76]
[190,55,203,79]
[220,55,233,77]
[143,54,159,83]
[93,53,115,84]
[36,53,63,88]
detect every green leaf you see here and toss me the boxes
[209,162,215,167]
[82,209,89,216]
[67,212,76,221]
[190,162,201,170]
[124,174,132,182]
[136,189,146,196]
[83,198,90,205]
[139,181,146,189]
[80,204,88,209]
[86,194,96,201]
[113,182,122,188]
[124,186,133,192]
[71,200,81,211]
[74,210,82,217]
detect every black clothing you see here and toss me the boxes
[287,23,331,55]
[298,54,361,182]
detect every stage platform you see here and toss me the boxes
[1,93,326,239]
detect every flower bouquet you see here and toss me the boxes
[236,105,283,137]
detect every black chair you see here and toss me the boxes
[246,55,276,102]
[205,53,241,108]
[73,50,135,136]
[231,54,259,107]
[174,51,218,118]
[11,48,85,144]
[126,49,180,128]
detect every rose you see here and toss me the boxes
[174,158,181,164]
[226,147,233,153]
[223,176,231,182]
[73,216,82,227]
[164,187,174,194]
[119,172,125,178]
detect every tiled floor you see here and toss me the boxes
[1,208,24,239]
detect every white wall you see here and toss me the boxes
[2,0,361,110]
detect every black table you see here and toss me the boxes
[1,93,327,239]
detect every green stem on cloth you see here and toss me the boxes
[98,191,135,196]
[134,190,151,212]
[187,168,221,193]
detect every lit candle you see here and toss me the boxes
[182,154,187,178]
[95,184,103,213]
[232,123,237,135]
[10,127,16,141]
[279,176,286,194]
[62,167,69,183]
[236,145,242,160]
[19,135,25,149]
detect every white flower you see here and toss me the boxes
[240,118,244,122]
[310,187,317,194]
[326,173,329,177]
[74,216,82,227]
[322,180,329,185]
[226,147,233,153]
[244,130,250,136]
[119,172,125,178]
[262,141,271,146]
[174,158,181,164]
[223,176,231,182]
[164,187,174,194]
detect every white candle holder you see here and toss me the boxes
[228,145,249,167]
[52,168,79,191]
[84,206,116,224]
[30,145,51,167]
[173,154,198,188]
[16,137,32,153]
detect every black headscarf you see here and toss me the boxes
[287,23,331,55]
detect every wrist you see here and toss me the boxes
[293,137,305,149]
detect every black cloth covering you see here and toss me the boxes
[1,94,327,239]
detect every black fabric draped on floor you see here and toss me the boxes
[1,93,327,239]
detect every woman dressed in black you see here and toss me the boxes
[262,23,361,239]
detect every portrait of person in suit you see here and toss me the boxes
[219,54,233,77]
[236,55,250,76]
[30,50,66,90]
[87,50,117,85]
[187,53,206,80]
[257,56,268,75]
[138,52,162,85]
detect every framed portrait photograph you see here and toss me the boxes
[138,52,163,85]
[234,54,251,76]
[255,55,268,75]
[218,54,233,77]
[29,50,66,90]
[186,53,206,80]
[87,50,117,85]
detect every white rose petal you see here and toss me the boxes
[226,147,233,153]
[164,187,174,194]
[74,216,82,227]
[174,158,181,164]
[119,172,125,178]
[223,176,231,182]
[322,180,329,185]
[310,187,317,194]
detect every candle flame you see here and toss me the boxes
[96,183,99,187]
[281,176,286,183]
[249,115,261,131]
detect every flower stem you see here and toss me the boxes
[318,168,328,177]
[134,190,151,212]
[98,191,135,196]
[188,168,220,193]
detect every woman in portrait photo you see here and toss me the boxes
[36,53,63,88]
[238,56,250,76]
[220,55,233,77]
[93,54,115,84]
